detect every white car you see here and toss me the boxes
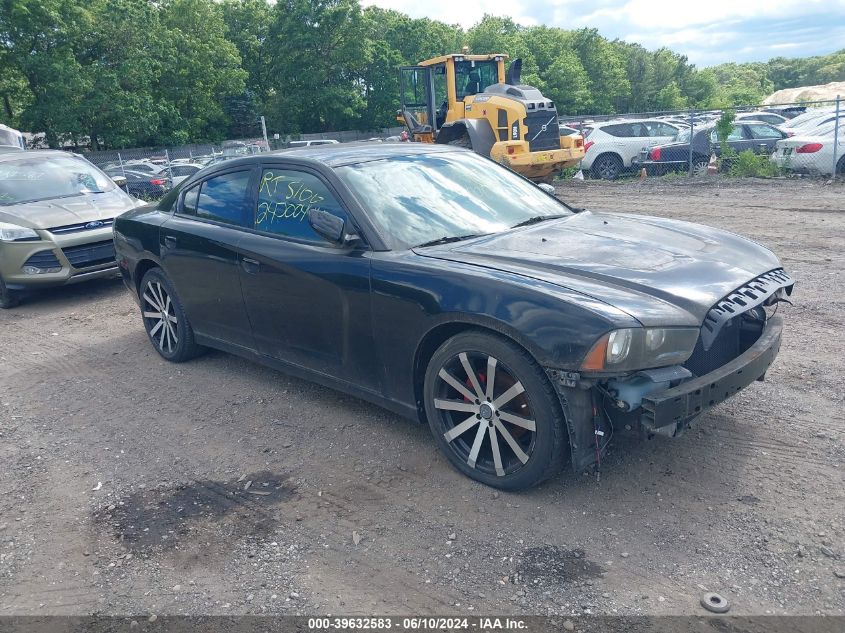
[582,119,681,179]
[771,123,844,176]
[166,163,203,186]
[779,109,836,136]
[0,124,25,150]
[288,139,340,148]
[736,111,788,126]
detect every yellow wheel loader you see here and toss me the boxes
[398,54,585,183]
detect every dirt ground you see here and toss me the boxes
[0,177,843,618]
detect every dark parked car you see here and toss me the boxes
[637,122,787,175]
[105,168,170,200]
[113,145,793,490]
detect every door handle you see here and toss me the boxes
[241,257,260,274]
[163,235,177,248]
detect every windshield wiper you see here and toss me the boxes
[511,214,568,229]
[414,233,488,248]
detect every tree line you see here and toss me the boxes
[1,0,843,149]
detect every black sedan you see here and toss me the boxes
[113,145,793,490]
[637,122,787,175]
[105,167,170,200]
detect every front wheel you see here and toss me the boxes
[423,331,567,490]
[139,268,203,362]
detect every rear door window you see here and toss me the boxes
[182,170,251,226]
[645,122,678,137]
[747,124,783,139]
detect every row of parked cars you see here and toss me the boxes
[566,107,843,179]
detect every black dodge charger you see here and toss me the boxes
[114,144,793,490]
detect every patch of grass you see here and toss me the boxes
[654,169,689,181]
[727,150,783,178]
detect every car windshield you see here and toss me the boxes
[0,154,115,206]
[337,151,572,250]
[675,128,691,143]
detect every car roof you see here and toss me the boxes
[222,142,460,169]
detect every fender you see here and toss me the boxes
[437,119,497,157]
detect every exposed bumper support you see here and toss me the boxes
[641,315,783,434]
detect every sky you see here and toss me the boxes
[365,0,845,67]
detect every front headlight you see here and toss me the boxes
[0,222,39,242]
[581,327,699,372]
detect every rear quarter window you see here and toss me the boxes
[601,124,632,137]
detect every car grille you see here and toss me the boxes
[524,111,561,152]
[49,219,114,235]
[684,317,741,377]
[701,268,793,350]
[23,250,62,271]
[61,240,116,269]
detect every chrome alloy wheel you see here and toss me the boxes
[433,352,537,477]
[142,280,178,354]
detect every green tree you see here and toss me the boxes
[265,0,369,133]
[0,0,92,146]
[157,0,247,144]
[542,51,592,115]
[570,29,630,113]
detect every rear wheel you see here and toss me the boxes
[836,156,845,176]
[0,276,20,309]
[139,268,203,362]
[591,154,623,180]
[691,157,709,176]
[423,331,567,490]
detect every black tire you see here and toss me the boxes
[591,154,623,180]
[836,156,845,176]
[423,331,567,490]
[448,135,472,149]
[0,276,20,309]
[139,268,203,362]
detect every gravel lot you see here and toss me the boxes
[1,177,843,618]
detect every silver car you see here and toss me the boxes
[0,150,140,308]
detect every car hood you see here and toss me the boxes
[0,189,139,230]
[415,211,784,327]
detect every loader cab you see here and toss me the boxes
[399,54,507,137]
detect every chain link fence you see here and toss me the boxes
[559,98,843,181]
[82,127,406,202]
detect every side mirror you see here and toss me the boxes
[111,175,127,189]
[538,183,555,195]
[308,208,361,246]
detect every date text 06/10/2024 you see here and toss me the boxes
[307,617,529,630]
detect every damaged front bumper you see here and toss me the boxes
[640,315,783,436]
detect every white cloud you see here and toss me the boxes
[364,0,845,65]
